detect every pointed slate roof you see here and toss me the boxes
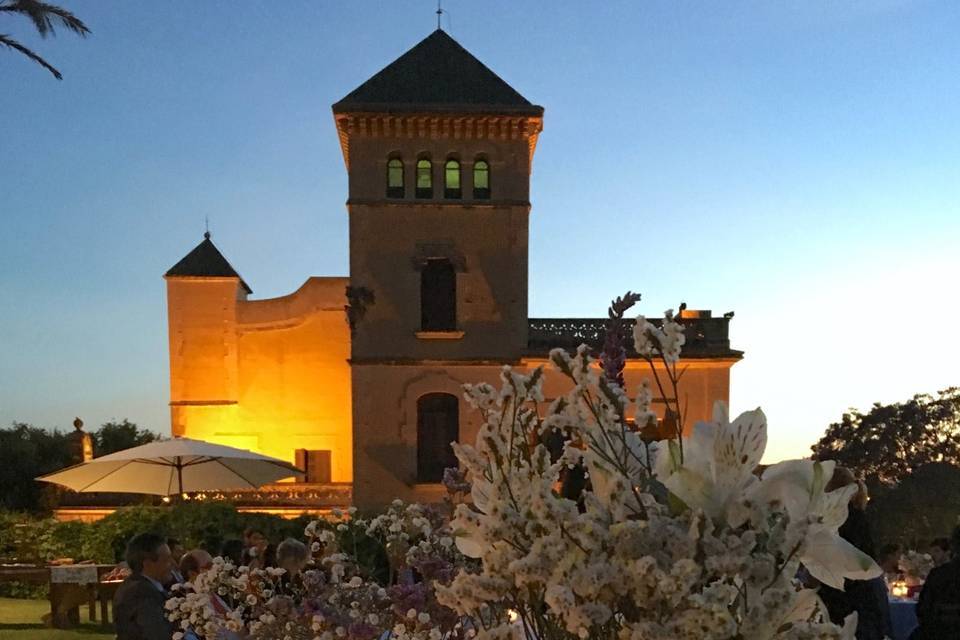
[165,233,252,294]
[333,29,542,116]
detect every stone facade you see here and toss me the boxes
[166,275,353,483]
[163,30,741,510]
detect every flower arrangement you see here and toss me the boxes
[438,306,881,640]
[168,502,474,640]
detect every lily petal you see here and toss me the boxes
[803,530,882,590]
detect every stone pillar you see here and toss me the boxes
[68,417,93,463]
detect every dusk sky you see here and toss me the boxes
[1,0,957,462]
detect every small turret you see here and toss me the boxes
[164,233,248,435]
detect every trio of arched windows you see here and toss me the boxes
[387,156,491,200]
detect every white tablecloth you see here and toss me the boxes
[889,599,917,640]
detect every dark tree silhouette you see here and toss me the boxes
[94,419,158,457]
[0,419,159,512]
[866,462,960,547]
[0,0,89,80]
[811,387,960,487]
[0,422,73,511]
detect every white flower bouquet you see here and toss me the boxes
[438,307,880,640]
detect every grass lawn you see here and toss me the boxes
[0,598,113,639]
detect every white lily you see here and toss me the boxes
[655,401,881,591]
[653,401,766,524]
[748,459,882,590]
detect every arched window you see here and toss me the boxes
[386,158,404,198]
[417,393,459,483]
[416,158,433,199]
[421,258,456,331]
[473,159,490,199]
[444,159,461,199]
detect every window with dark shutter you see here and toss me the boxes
[294,449,332,483]
[420,258,456,331]
[417,393,459,483]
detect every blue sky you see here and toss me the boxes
[1,1,957,461]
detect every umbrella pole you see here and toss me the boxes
[176,456,184,502]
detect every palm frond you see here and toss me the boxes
[0,0,90,38]
[0,32,62,78]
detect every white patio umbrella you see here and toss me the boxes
[37,437,303,496]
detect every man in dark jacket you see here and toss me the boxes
[914,527,960,640]
[113,532,175,640]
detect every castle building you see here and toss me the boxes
[164,30,742,510]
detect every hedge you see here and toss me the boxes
[0,503,311,598]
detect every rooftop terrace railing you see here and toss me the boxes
[527,314,741,359]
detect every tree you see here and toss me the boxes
[0,422,72,511]
[0,419,159,513]
[866,462,960,548]
[94,419,158,457]
[811,387,960,488]
[0,0,89,80]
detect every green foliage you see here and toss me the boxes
[93,420,157,457]
[0,580,47,599]
[811,387,960,487]
[0,503,309,571]
[0,424,73,512]
[81,502,309,562]
[0,513,86,599]
[866,462,960,548]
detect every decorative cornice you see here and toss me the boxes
[346,198,532,209]
[334,113,543,170]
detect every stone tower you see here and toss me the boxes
[334,30,544,506]
[164,232,250,439]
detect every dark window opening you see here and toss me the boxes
[420,258,456,331]
[473,159,490,199]
[444,159,461,199]
[417,393,459,483]
[416,159,433,199]
[294,449,332,484]
[387,158,404,198]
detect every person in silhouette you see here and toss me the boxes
[914,526,960,640]
[817,467,890,640]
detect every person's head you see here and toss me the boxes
[825,467,868,510]
[126,533,174,583]
[179,549,213,583]
[276,538,308,576]
[246,528,268,553]
[221,539,244,566]
[878,543,902,573]
[929,537,951,565]
[167,537,185,563]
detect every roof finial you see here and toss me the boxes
[436,0,443,30]
[204,216,210,240]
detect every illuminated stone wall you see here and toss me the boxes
[167,276,353,482]
[350,358,734,508]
